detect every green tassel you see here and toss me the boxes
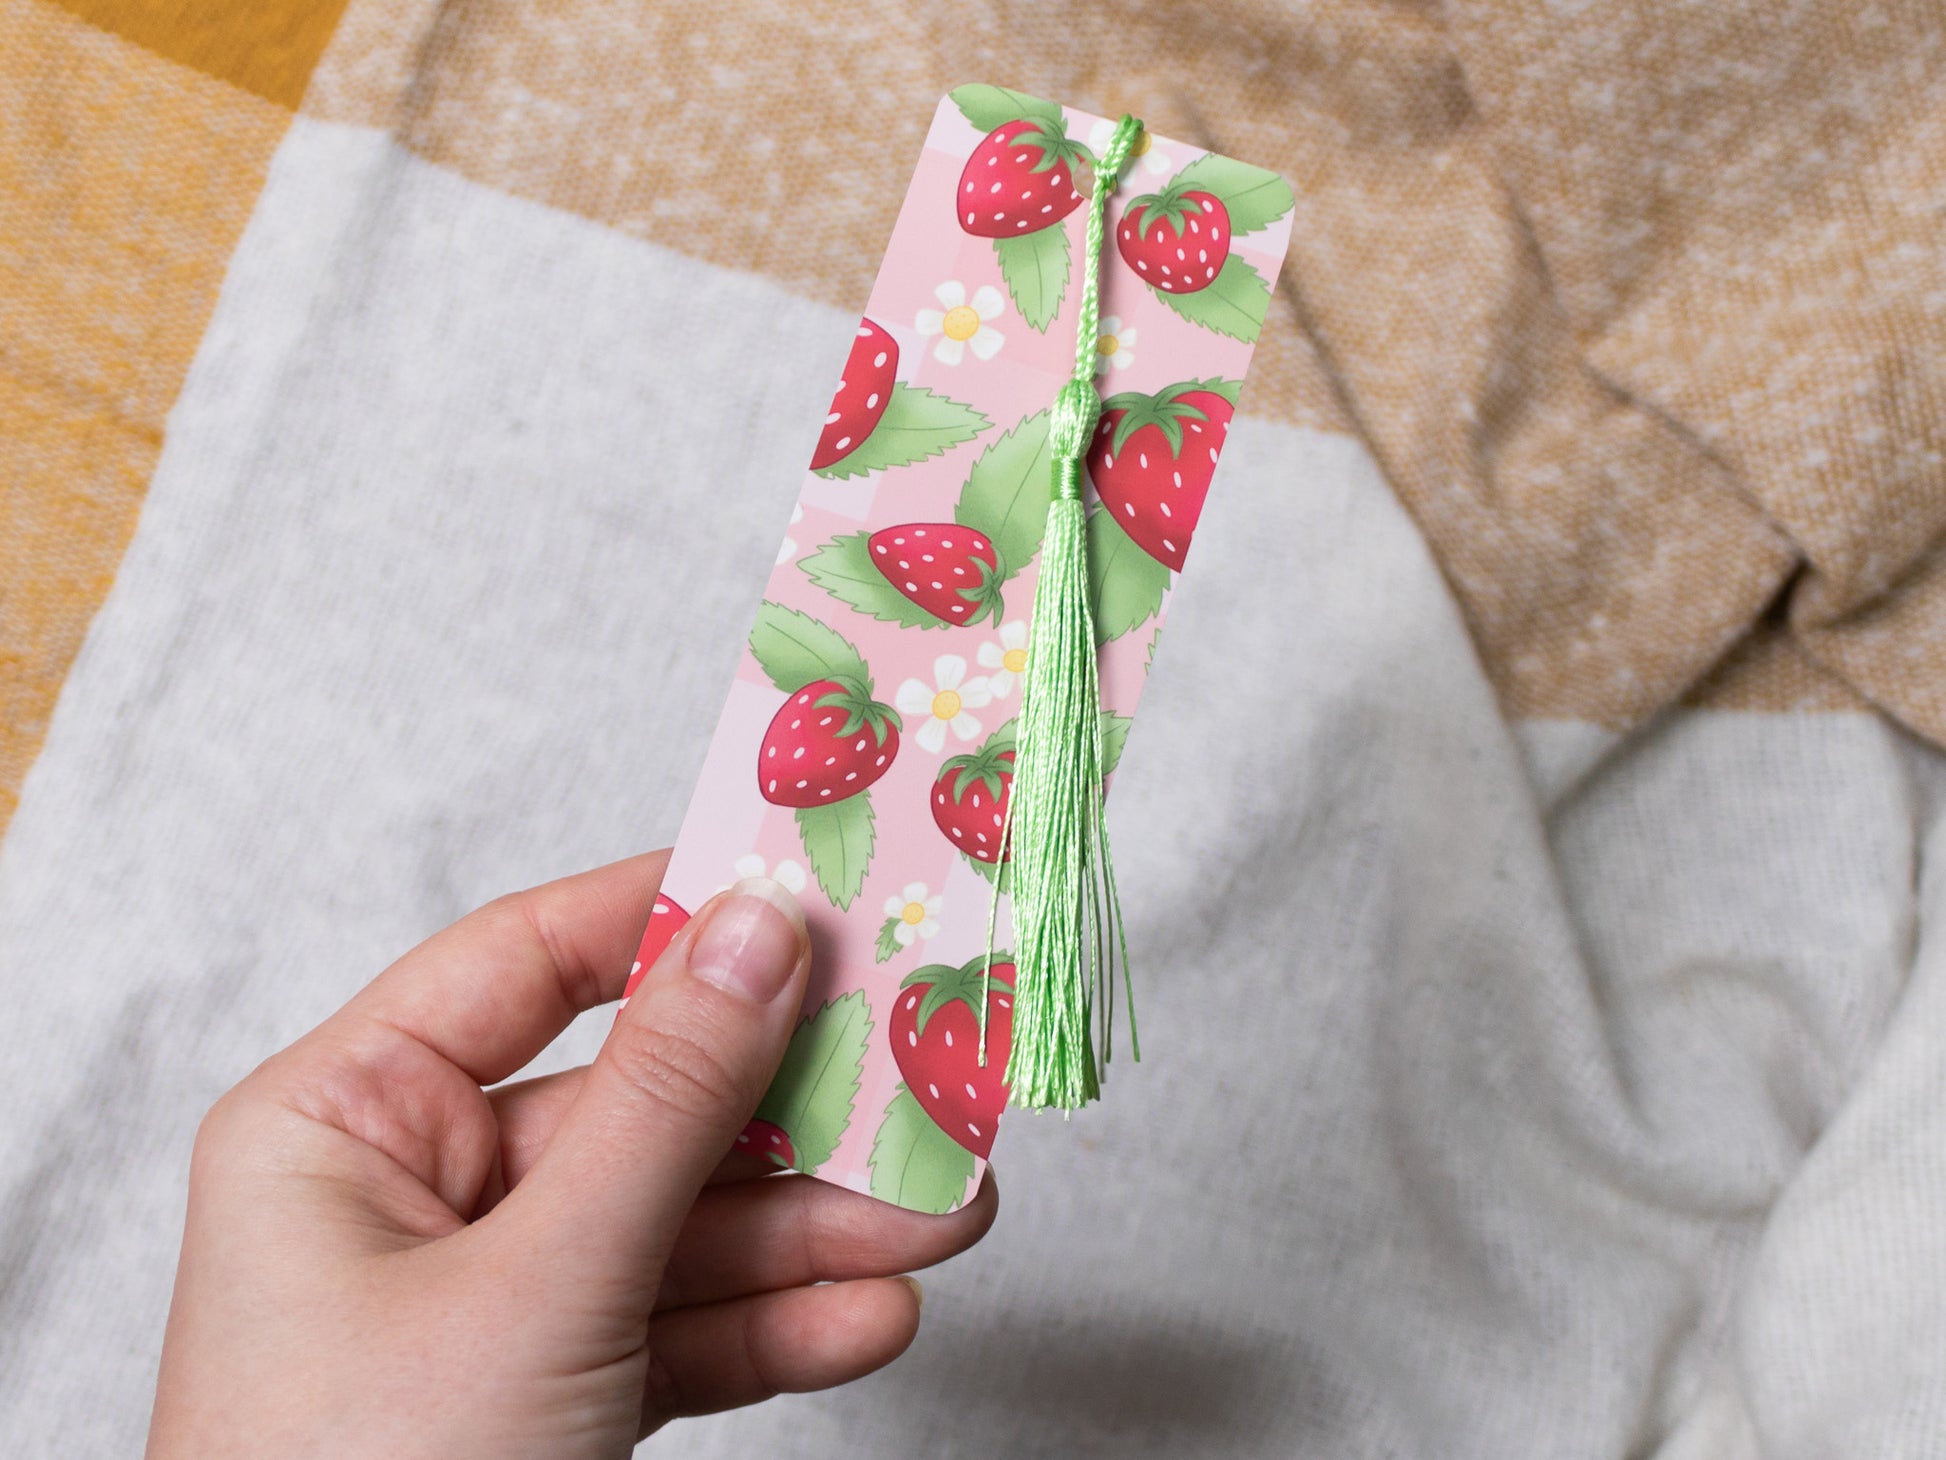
[986,115,1144,1112]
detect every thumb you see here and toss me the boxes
[493,877,810,1302]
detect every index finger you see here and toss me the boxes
[331,850,667,1086]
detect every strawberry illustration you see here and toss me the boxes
[811,319,899,471]
[933,736,1013,865]
[803,408,1057,631]
[1116,185,1231,294]
[1086,380,1238,572]
[957,119,1086,238]
[865,523,1002,626]
[734,1118,797,1171]
[758,676,900,809]
[890,955,1015,1158]
[621,893,690,1002]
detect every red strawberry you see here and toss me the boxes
[867,523,1002,626]
[890,956,1015,1158]
[811,319,898,471]
[957,119,1086,238]
[622,893,690,1002]
[932,741,1014,864]
[758,676,900,808]
[1086,382,1236,572]
[734,1118,797,1171]
[1116,186,1231,294]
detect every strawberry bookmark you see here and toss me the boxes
[624,88,1294,1213]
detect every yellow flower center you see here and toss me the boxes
[942,304,981,342]
[901,901,927,926]
[1132,127,1152,157]
[1002,647,1028,673]
[931,688,963,720]
[1096,333,1119,358]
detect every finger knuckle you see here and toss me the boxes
[606,1018,747,1126]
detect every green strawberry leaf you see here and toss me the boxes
[795,796,875,910]
[1087,509,1172,643]
[1101,712,1134,776]
[1147,624,1163,673]
[949,84,1062,133]
[749,602,868,692]
[993,227,1071,332]
[955,409,1052,575]
[814,383,988,480]
[868,1084,977,1214]
[1152,255,1270,343]
[875,916,905,963]
[801,532,941,629]
[753,991,871,1174]
[964,854,1009,887]
[1168,154,1296,236]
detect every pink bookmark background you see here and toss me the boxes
[624,89,1293,1212]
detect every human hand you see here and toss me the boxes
[147,852,997,1459]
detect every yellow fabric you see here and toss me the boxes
[0,0,289,832]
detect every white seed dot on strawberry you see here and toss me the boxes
[1173,470,1183,487]
[996,996,1011,1009]
[1016,219,1028,228]
[1206,266,1216,279]
[964,181,973,193]
[931,579,943,589]
[767,778,777,792]
[790,718,801,729]
[1153,228,1165,242]
[856,325,870,337]
[838,378,846,390]
[905,580,919,591]
[937,792,946,804]
[824,411,841,424]
[1211,228,1221,241]
[854,737,867,751]
[796,779,808,788]
[1070,190,1079,200]
[992,212,1004,221]
[1210,447,1219,461]
[1137,260,1148,272]
[736,1133,750,1144]
[1189,422,1202,432]
[989,181,1002,195]
[845,771,857,781]
[1160,264,1171,275]
[866,392,878,409]
[907,1030,917,1046]
[798,693,811,704]
[906,993,918,1009]
[876,755,887,766]
[1177,248,1186,260]
[1043,203,1054,213]
[875,544,887,554]
[944,1029,954,1047]
[820,788,832,797]
[1161,501,1173,517]
[976,832,987,843]
[965,212,975,224]
[921,553,934,563]
[825,755,837,766]
[968,1123,982,1139]
[993,812,1003,826]
[833,436,850,451]
[1164,538,1177,553]
[1124,503,1135,518]
[964,1082,977,1099]
[951,827,963,838]
[928,1083,941,1099]
[874,350,888,367]
[1014,151,1028,163]
[793,747,805,758]
[767,746,776,757]
[950,603,965,613]
[1139,452,1148,468]
[770,1132,784,1146]
[1189,218,1200,233]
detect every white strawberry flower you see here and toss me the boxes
[775,503,805,566]
[895,654,992,753]
[1087,116,1172,175]
[730,853,807,897]
[915,280,1006,365]
[1094,314,1137,373]
[976,619,1030,698]
[882,881,944,948]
